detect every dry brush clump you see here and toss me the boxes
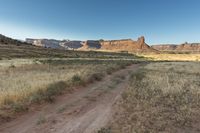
[109,62,200,133]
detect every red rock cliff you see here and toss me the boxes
[81,36,156,52]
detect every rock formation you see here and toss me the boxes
[26,39,83,49]
[26,36,156,53]
[151,44,177,51]
[81,36,156,52]
[59,40,83,50]
[176,43,200,51]
[152,43,200,53]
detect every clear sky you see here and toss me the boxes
[0,0,200,44]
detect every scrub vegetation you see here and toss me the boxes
[104,62,200,133]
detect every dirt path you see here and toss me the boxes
[0,64,140,133]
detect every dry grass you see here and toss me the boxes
[141,54,200,61]
[0,59,136,118]
[0,64,87,105]
[109,62,200,133]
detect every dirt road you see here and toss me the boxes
[0,64,140,133]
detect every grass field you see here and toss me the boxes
[103,62,200,133]
[0,59,136,118]
[141,53,200,61]
[1,42,200,132]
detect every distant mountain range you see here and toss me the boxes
[151,43,200,53]
[26,36,156,53]
[26,38,83,50]
[80,36,157,53]
[1,34,200,53]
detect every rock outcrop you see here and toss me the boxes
[152,43,200,53]
[176,43,200,51]
[151,44,177,51]
[81,36,156,52]
[26,39,83,49]
[26,39,62,49]
[26,36,156,53]
[59,40,83,50]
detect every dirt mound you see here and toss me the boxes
[81,36,156,53]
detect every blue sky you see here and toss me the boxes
[0,0,200,44]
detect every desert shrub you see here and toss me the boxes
[88,73,104,83]
[9,64,16,68]
[71,74,84,85]
[11,103,28,113]
[119,64,126,69]
[106,67,116,75]
[72,75,82,83]
[29,81,69,104]
[44,81,68,102]
[97,128,112,133]
[36,115,46,125]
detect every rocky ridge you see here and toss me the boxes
[152,43,200,52]
[26,36,156,52]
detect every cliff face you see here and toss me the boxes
[151,45,177,51]
[26,39,82,49]
[176,43,200,51]
[59,41,83,49]
[81,36,156,52]
[152,43,200,52]
[26,36,157,53]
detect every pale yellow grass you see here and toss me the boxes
[0,59,134,110]
[108,62,200,133]
[0,64,93,106]
[141,54,200,61]
[0,59,41,67]
[144,62,200,93]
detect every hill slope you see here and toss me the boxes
[0,34,136,59]
[0,34,30,46]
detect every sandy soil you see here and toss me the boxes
[0,64,140,133]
